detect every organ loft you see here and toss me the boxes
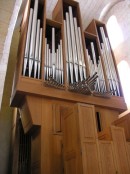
[10,0,130,173]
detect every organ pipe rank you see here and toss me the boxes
[64,6,87,84]
[21,0,121,97]
[44,27,64,85]
[86,43,106,94]
[99,27,120,96]
[23,0,42,79]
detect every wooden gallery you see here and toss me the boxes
[10,0,130,173]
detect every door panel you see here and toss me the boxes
[78,104,97,141]
[98,141,117,174]
[111,126,130,174]
[62,107,83,174]
[82,141,100,174]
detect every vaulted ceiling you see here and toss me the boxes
[46,0,124,28]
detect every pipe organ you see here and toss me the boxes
[13,0,123,97]
[10,0,130,174]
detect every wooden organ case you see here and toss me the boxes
[10,0,130,174]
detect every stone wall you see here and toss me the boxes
[0,1,22,173]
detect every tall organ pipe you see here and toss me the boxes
[34,19,40,78]
[78,27,86,79]
[38,28,42,79]
[44,38,47,80]
[68,6,78,82]
[29,0,38,77]
[64,20,69,83]
[23,8,33,76]
[73,17,83,81]
[52,28,55,79]
[66,12,74,84]
[60,40,64,84]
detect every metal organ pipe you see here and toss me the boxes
[78,27,86,80]
[64,20,69,83]
[73,17,83,81]
[34,19,40,78]
[66,12,74,84]
[60,40,64,84]
[23,8,33,76]
[48,48,51,77]
[29,0,38,59]
[100,28,114,92]
[44,38,47,80]
[86,40,107,93]
[46,44,49,80]
[52,28,55,79]
[56,48,58,82]
[29,0,38,77]
[106,37,120,96]
[90,42,100,91]
[69,6,78,82]
[38,28,42,79]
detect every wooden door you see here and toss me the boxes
[98,140,117,174]
[62,103,101,174]
[77,104,101,174]
[111,126,130,174]
[62,106,83,174]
